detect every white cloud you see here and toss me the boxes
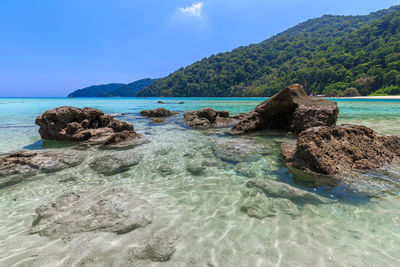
[179,2,204,17]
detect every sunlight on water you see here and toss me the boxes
[0,97,400,266]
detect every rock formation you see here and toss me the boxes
[0,149,83,188]
[140,108,178,123]
[35,106,142,148]
[184,108,232,129]
[282,124,400,175]
[233,84,338,134]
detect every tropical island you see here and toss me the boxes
[70,5,400,98]
[2,2,400,267]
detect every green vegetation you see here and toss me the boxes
[137,6,400,97]
[68,78,154,97]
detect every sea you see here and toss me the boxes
[1,97,400,266]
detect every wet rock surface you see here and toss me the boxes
[212,138,269,164]
[140,108,178,118]
[0,149,83,188]
[89,152,142,175]
[282,124,400,175]
[233,84,338,134]
[35,106,142,148]
[140,108,178,124]
[184,108,232,129]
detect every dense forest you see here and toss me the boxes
[137,5,400,97]
[68,78,154,97]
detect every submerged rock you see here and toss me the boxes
[213,138,269,164]
[35,106,142,149]
[89,152,142,175]
[184,108,232,129]
[246,179,325,203]
[233,84,338,134]
[0,149,83,188]
[235,163,257,178]
[30,188,179,264]
[31,188,153,237]
[186,163,206,176]
[282,124,400,175]
[241,196,300,219]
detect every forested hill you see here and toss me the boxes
[68,78,155,97]
[137,5,400,97]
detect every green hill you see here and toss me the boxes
[137,5,400,97]
[68,78,155,97]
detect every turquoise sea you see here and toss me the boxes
[1,97,400,266]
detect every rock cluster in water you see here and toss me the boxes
[0,149,83,188]
[31,188,178,262]
[140,108,178,123]
[282,124,400,175]
[35,106,142,149]
[233,84,338,134]
[184,107,232,129]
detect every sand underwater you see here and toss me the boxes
[1,97,400,266]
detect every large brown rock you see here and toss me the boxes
[35,106,142,148]
[184,108,232,129]
[282,124,400,175]
[140,108,178,118]
[233,84,338,134]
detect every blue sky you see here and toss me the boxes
[0,0,399,97]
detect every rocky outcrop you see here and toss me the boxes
[0,150,83,188]
[140,108,178,118]
[35,106,142,148]
[282,124,400,175]
[233,84,338,134]
[184,108,232,129]
[212,138,269,164]
[140,108,178,123]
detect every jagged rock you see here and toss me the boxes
[241,196,299,219]
[282,124,400,175]
[140,108,178,118]
[0,150,83,188]
[233,84,338,134]
[31,188,153,237]
[89,152,142,175]
[212,138,269,164]
[35,106,142,148]
[246,179,325,203]
[231,113,248,120]
[184,108,232,129]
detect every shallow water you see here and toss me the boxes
[1,97,400,266]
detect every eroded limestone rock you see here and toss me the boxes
[233,84,338,134]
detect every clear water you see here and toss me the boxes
[1,97,400,266]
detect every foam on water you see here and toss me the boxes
[1,97,400,266]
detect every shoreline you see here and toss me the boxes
[327,95,400,99]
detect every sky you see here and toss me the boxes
[0,0,399,97]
